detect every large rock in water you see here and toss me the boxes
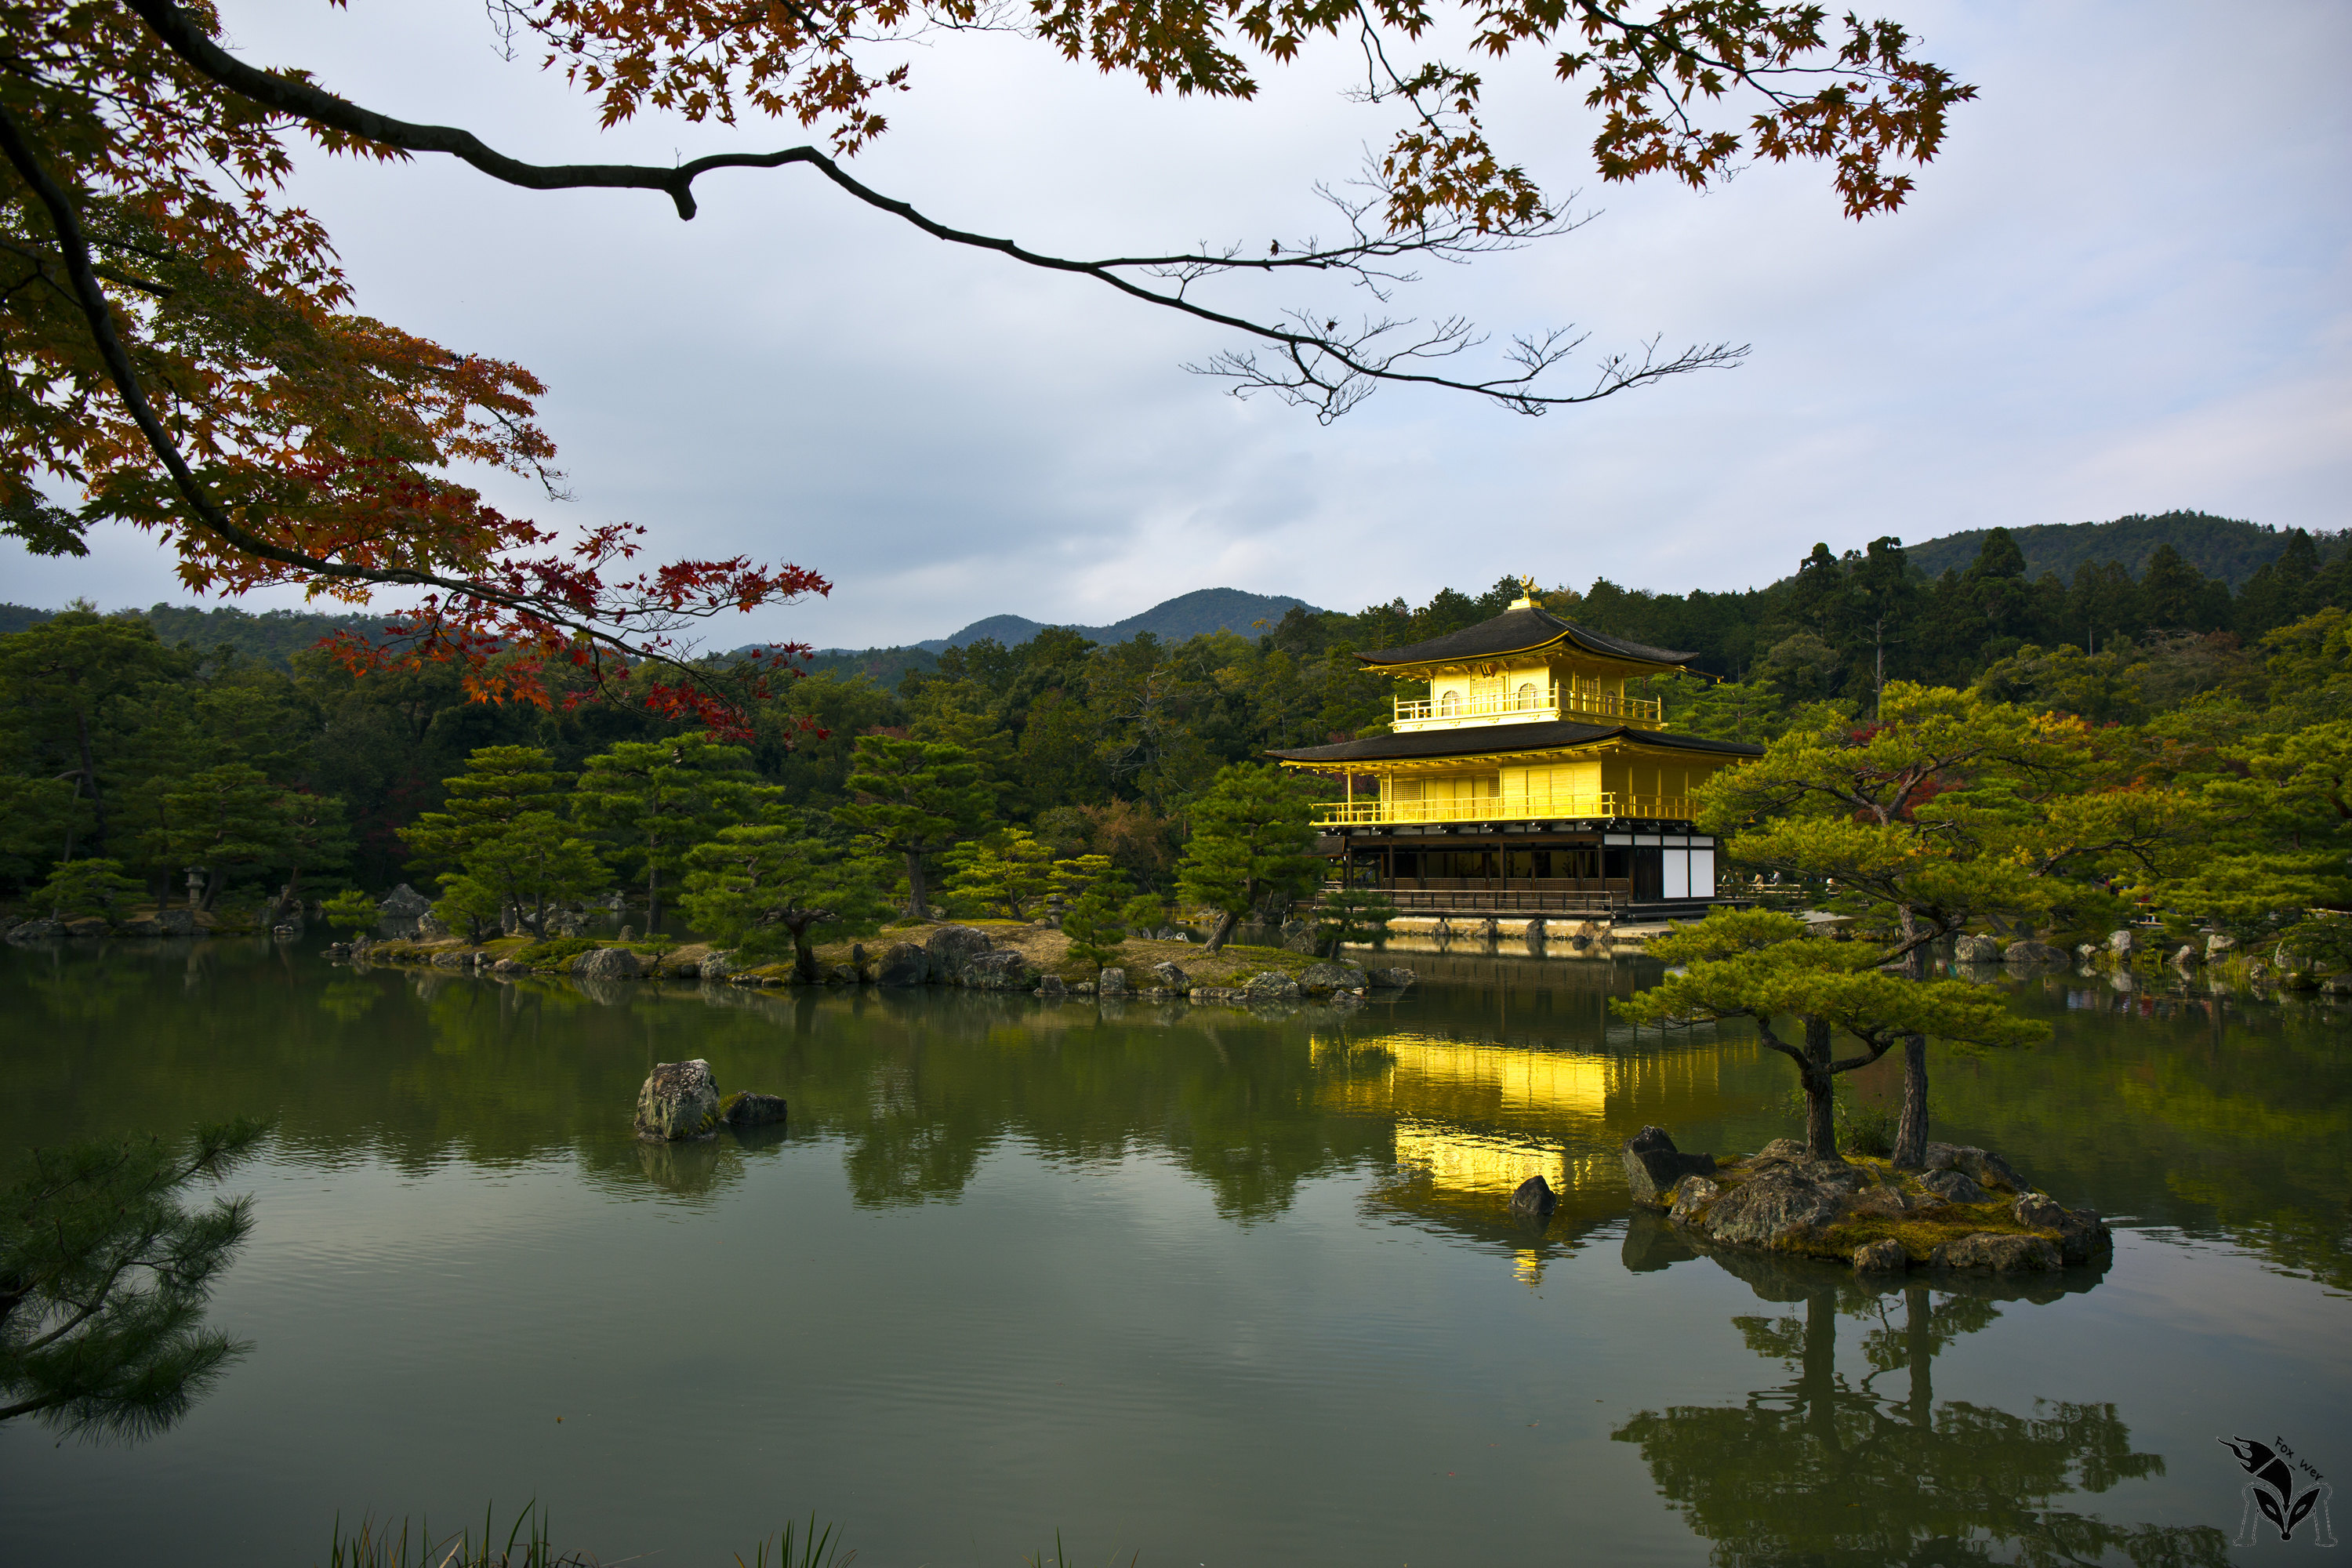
[874,942,930,987]
[1367,967,1417,990]
[720,1091,788,1129]
[2004,939,2070,966]
[1509,1174,1558,1218]
[636,1059,719,1140]
[572,947,642,980]
[1147,961,1189,992]
[1298,961,1367,995]
[1245,971,1301,1000]
[1922,1143,2027,1192]
[1953,934,2004,962]
[1693,1161,1855,1247]
[925,925,996,983]
[964,949,1034,990]
[5,918,65,943]
[2013,1193,2111,1262]
[1621,1127,1718,1206]
[1097,967,1127,996]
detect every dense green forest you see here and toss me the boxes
[2,522,2346,947]
[1901,510,2341,587]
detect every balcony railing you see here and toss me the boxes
[1315,792,1697,826]
[1392,690,1662,729]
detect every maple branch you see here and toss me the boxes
[122,0,1745,419]
[0,98,809,716]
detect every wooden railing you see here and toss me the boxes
[1315,792,1697,826]
[1392,690,1663,728]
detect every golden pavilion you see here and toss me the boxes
[1269,586,1761,912]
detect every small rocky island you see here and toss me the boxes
[1622,1127,2110,1275]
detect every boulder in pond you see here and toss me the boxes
[1367,966,1417,989]
[2108,927,2136,956]
[1690,1163,1848,1247]
[1929,1232,2060,1272]
[1853,1238,1910,1272]
[1508,1174,1557,1218]
[6,918,65,942]
[720,1091,788,1129]
[1036,974,1067,998]
[1621,1126,1718,1206]
[874,942,929,987]
[1952,933,2003,962]
[572,947,642,980]
[635,1059,719,1140]
[964,949,1034,990]
[1669,1175,1720,1224]
[2013,1193,2111,1262]
[1298,961,1367,996]
[2003,940,2069,966]
[925,924,995,982]
[1148,961,1189,992]
[1098,967,1126,996]
[1245,971,1301,1000]
[1922,1143,2027,1192]
[698,950,739,981]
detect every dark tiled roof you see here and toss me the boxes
[1354,604,1697,670]
[1269,720,1764,764]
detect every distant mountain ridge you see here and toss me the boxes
[910,587,1323,654]
[1902,511,2343,589]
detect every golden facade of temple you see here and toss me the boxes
[1269,589,1761,909]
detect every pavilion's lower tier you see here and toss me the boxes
[1319,822,1720,906]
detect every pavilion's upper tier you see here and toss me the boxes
[1354,603,1697,677]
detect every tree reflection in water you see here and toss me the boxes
[1613,1218,2230,1567]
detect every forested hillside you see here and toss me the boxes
[4,523,2346,924]
[1904,511,2339,587]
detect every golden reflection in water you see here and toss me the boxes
[1316,1029,1739,1256]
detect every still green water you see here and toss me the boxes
[1,938,2346,1566]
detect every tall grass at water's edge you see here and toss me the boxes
[324,1506,855,1568]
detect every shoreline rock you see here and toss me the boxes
[1625,1127,2111,1279]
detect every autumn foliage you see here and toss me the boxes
[3,0,1967,730]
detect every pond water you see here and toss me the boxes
[2,938,2347,1566]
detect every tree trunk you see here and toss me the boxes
[1802,1015,1840,1160]
[793,927,820,985]
[645,863,662,935]
[1894,929,1930,1167]
[1205,907,1238,952]
[903,849,930,920]
[1895,1034,1929,1168]
[201,866,224,912]
[73,703,107,852]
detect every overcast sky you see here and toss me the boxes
[9,0,2348,648]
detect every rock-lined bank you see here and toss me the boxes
[1622,1127,2111,1277]
[335,922,1417,1004]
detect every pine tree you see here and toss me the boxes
[681,815,887,982]
[397,746,568,872]
[2,1119,269,1439]
[434,813,608,940]
[1615,911,2043,1159]
[941,827,1057,920]
[1174,763,1317,951]
[574,733,769,932]
[1060,870,1133,977]
[30,856,140,920]
[831,735,993,919]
